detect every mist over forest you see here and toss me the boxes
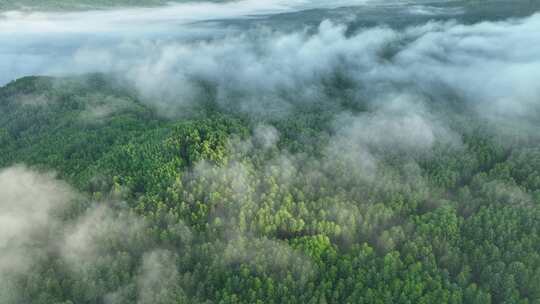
[1,0,540,303]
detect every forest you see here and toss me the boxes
[1,70,539,303]
[1,1,540,303]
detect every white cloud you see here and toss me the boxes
[0,166,74,301]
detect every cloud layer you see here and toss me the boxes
[1,3,539,125]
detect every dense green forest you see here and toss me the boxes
[1,74,540,304]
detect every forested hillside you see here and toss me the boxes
[2,0,540,302]
[1,74,540,304]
